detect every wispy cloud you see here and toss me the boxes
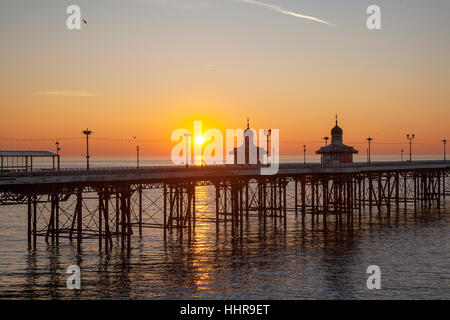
[236,0,336,27]
[36,90,96,97]
[138,0,204,11]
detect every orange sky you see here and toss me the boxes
[0,1,449,156]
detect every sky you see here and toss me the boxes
[0,0,449,156]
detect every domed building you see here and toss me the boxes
[231,118,266,164]
[316,116,358,164]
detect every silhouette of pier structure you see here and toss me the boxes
[0,161,448,253]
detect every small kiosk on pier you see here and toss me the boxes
[316,117,358,165]
[0,151,60,172]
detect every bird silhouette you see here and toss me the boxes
[83,19,87,25]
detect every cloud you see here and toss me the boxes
[36,90,96,97]
[138,0,335,26]
[236,0,336,27]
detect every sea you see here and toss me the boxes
[0,155,448,299]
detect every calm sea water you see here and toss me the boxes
[0,156,448,299]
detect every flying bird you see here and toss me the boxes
[83,19,87,25]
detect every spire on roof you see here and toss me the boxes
[335,113,338,126]
[247,117,250,130]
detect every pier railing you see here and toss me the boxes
[1,160,448,179]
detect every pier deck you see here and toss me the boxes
[0,160,448,253]
[1,161,448,186]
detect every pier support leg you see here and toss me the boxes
[33,196,37,248]
[55,195,59,244]
[369,176,373,214]
[283,178,287,229]
[126,192,132,255]
[27,196,31,246]
[323,180,328,231]
[245,182,249,220]
[301,179,306,222]
[164,185,167,242]
[103,194,112,252]
[443,173,446,201]
[358,178,362,223]
[76,192,82,251]
[116,193,120,235]
[294,180,298,217]
[138,186,142,236]
[98,193,103,251]
[215,184,219,234]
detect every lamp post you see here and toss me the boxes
[303,145,306,165]
[184,132,190,167]
[401,149,404,162]
[55,141,61,171]
[443,139,448,162]
[366,137,372,163]
[406,133,415,161]
[323,136,329,146]
[137,145,140,168]
[82,129,92,170]
[263,129,272,163]
[133,136,139,169]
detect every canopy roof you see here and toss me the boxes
[0,151,57,157]
[316,144,358,154]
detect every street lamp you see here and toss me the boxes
[133,136,139,169]
[55,141,61,155]
[406,133,415,161]
[183,132,190,167]
[323,136,329,146]
[443,139,448,162]
[263,129,272,163]
[366,137,372,163]
[303,145,306,165]
[82,129,93,170]
[401,149,404,162]
[55,141,61,171]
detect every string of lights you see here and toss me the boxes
[0,137,168,143]
[0,137,444,145]
[90,137,169,143]
[0,137,82,142]
[277,141,443,146]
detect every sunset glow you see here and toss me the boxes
[0,0,449,304]
[0,1,448,158]
[195,136,206,145]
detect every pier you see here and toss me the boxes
[0,161,448,253]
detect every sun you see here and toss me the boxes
[195,135,205,145]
